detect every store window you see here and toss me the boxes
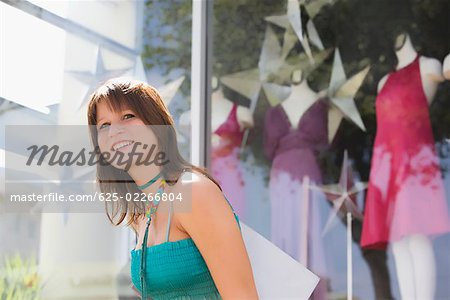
[210,0,450,299]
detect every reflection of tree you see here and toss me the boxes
[142,0,450,179]
[143,0,192,74]
[143,0,285,97]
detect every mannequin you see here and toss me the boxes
[210,77,254,143]
[178,77,254,145]
[211,77,253,219]
[443,53,450,80]
[361,32,450,300]
[264,70,328,300]
[280,69,320,128]
[390,33,441,300]
[378,33,442,103]
[179,77,253,219]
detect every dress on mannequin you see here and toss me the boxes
[361,54,450,249]
[263,99,328,287]
[211,102,246,220]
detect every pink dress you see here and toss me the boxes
[211,103,246,219]
[361,55,450,249]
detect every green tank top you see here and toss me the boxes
[130,193,241,299]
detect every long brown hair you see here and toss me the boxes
[87,77,222,227]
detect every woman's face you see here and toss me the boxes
[95,100,159,171]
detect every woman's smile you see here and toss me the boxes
[111,140,135,151]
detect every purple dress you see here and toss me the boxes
[263,99,329,282]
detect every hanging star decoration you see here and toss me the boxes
[0,97,23,115]
[156,75,186,141]
[67,47,131,110]
[126,55,148,83]
[222,11,331,109]
[323,48,370,143]
[300,0,337,20]
[158,76,185,107]
[262,0,332,106]
[300,0,334,51]
[221,25,328,109]
[221,25,301,152]
[0,94,51,115]
[221,25,291,109]
[310,150,366,236]
[124,55,185,107]
[306,18,324,51]
[265,0,314,64]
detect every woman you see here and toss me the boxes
[86,77,259,299]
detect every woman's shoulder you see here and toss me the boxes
[171,169,229,218]
[172,169,221,195]
[172,170,238,239]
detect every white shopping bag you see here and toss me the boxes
[241,222,319,299]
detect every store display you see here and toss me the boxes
[263,76,328,298]
[211,88,253,219]
[361,32,450,300]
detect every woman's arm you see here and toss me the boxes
[176,175,259,299]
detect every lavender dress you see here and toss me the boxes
[263,99,329,280]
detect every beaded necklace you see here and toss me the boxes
[140,178,166,299]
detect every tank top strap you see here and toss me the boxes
[222,192,241,231]
[165,200,174,242]
[222,193,235,212]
